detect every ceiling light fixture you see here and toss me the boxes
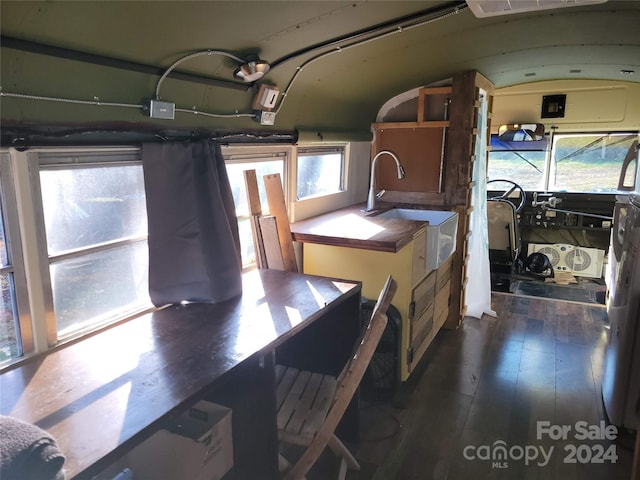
[155,49,270,101]
[234,54,271,82]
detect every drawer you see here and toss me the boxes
[411,269,436,320]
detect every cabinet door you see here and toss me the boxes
[374,127,444,193]
[411,270,436,321]
[409,271,436,363]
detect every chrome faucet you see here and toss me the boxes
[364,150,406,212]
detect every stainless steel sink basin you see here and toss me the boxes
[375,208,458,269]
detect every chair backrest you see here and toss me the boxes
[285,275,397,479]
[488,199,520,258]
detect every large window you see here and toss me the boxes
[1,147,153,367]
[488,132,638,192]
[39,150,151,338]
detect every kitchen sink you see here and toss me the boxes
[375,208,458,269]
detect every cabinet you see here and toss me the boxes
[372,86,452,203]
[371,71,495,330]
[302,228,452,381]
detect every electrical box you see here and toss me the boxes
[150,100,175,120]
[252,84,280,111]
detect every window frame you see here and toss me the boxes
[0,152,33,358]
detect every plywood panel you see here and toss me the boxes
[264,173,298,272]
[373,127,443,193]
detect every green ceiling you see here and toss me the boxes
[1,1,639,139]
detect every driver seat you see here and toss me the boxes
[487,198,521,292]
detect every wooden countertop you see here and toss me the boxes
[290,204,426,253]
[0,269,360,480]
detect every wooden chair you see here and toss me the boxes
[275,275,397,480]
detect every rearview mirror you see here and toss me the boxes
[498,123,545,141]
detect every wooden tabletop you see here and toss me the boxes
[0,269,360,479]
[290,204,425,253]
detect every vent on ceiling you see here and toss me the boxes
[465,0,608,18]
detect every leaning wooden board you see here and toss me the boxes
[264,173,298,272]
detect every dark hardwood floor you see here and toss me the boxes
[310,292,635,479]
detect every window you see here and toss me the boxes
[223,149,286,268]
[296,147,344,200]
[488,131,638,192]
[550,133,637,192]
[1,147,152,366]
[38,149,151,339]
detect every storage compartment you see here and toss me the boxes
[96,401,233,480]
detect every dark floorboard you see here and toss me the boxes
[306,292,635,480]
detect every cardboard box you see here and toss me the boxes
[97,401,233,480]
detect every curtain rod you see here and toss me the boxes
[1,126,299,150]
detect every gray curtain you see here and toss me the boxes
[142,140,242,307]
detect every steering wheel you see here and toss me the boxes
[487,179,526,213]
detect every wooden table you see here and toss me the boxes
[0,269,361,480]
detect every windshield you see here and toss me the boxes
[488,132,638,192]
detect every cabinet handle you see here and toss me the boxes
[409,301,415,318]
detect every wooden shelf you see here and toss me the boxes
[417,86,452,123]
